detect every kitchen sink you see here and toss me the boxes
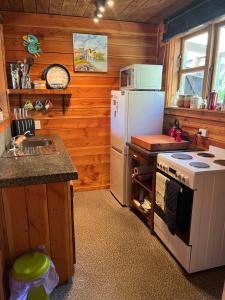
[2,137,58,158]
[22,138,53,147]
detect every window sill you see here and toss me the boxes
[165,106,225,122]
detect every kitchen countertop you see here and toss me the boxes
[0,135,78,188]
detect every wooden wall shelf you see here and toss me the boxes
[7,89,72,114]
[7,89,72,95]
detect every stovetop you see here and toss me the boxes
[158,146,225,174]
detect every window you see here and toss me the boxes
[167,20,225,108]
[179,31,209,97]
[213,24,225,104]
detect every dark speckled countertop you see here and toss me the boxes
[0,135,78,188]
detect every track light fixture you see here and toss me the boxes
[93,0,114,23]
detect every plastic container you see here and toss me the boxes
[10,251,58,300]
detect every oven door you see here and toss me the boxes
[155,170,194,245]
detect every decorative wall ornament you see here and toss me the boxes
[23,34,42,57]
[73,33,108,73]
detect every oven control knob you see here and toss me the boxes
[177,173,182,180]
[184,176,189,184]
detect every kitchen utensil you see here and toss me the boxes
[207,91,218,110]
[45,100,53,110]
[35,100,44,111]
[169,119,180,137]
[24,100,34,111]
[175,130,182,142]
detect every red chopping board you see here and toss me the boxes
[131,135,190,151]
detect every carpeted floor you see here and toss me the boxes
[51,190,225,300]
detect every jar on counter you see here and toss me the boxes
[190,95,201,109]
[176,95,185,107]
[184,95,192,108]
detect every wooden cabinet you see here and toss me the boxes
[128,147,157,233]
[0,181,75,297]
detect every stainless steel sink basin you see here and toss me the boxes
[2,137,58,158]
[22,138,53,147]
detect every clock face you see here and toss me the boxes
[46,65,70,89]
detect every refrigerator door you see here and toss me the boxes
[111,91,127,153]
[127,91,164,142]
[110,147,127,206]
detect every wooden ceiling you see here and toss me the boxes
[0,0,195,23]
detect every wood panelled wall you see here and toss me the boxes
[164,108,225,150]
[2,12,159,191]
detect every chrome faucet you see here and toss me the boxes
[9,130,31,152]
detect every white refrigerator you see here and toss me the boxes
[110,90,165,206]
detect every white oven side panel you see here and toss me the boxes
[189,173,225,273]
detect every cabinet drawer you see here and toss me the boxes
[129,149,153,164]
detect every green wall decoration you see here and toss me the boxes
[23,34,42,57]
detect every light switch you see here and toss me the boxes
[35,120,41,130]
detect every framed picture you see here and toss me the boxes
[73,33,108,73]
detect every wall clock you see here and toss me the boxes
[42,64,70,89]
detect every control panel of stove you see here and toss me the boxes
[157,161,189,185]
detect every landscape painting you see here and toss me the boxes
[73,33,108,72]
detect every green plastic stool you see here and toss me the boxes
[12,251,51,300]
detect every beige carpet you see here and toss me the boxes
[51,190,225,300]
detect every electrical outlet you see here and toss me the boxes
[199,128,208,137]
[35,120,41,130]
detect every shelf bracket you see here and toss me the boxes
[19,95,22,108]
[62,94,65,114]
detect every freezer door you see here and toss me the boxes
[127,91,164,142]
[111,91,127,153]
[110,147,127,206]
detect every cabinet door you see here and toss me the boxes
[0,251,6,300]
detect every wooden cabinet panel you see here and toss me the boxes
[25,184,51,254]
[2,186,30,261]
[47,182,74,283]
[0,181,75,290]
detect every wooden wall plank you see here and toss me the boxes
[25,184,51,254]
[49,0,64,14]
[7,0,23,11]
[2,186,30,261]
[22,0,36,13]
[36,0,50,13]
[47,181,74,283]
[3,12,158,191]
[0,24,9,120]
[0,0,10,10]
[0,190,8,300]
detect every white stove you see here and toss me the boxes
[154,146,225,273]
[157,146,225,189]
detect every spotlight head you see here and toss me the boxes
[97,12,103,18]
[99,6,105,12]
[107,0,114,7]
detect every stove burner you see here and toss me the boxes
[197,152,215,158]
[213,160,225,166]
[171,153,193,160]
[189,162,210,168]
